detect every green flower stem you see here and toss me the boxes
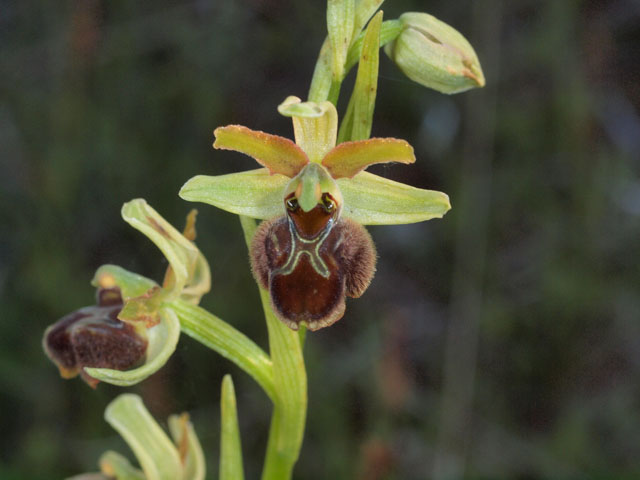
[239,216,307,480]
[170,299,277,401]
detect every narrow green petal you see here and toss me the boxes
[219,375,245,480]
[122,199,199,298]
[99,451,145,480]
[104,394,182,480]
[323,137,415,179]
[327,0,355,81]
[339,10,383,142]
[91,265,158,300]
[85,307,180,386]
[179,168,288,220]
[338,171,451,224]
[214,125,308,178]
[168,413,206,480]
[278,96,338,163]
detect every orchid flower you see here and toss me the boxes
[180,96,450,330]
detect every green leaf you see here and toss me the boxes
[104,394,183,480]
[99,451,145,480]
[338,10,382,142]
[327,0,355,81]
[278,97,338,163]
[338,171,451,224]
[84,307,180,386]
[323,137,414,179]
[219,375,245,480]
[179,168,288,220]
[214,125,309,178]
[91,265,158,300]
[170,299,276,401]
[122,199,200,299]
[168,413,206,480]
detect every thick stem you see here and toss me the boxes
[239,216,308,480]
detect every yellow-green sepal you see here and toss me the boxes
[84,307,180,387]
[338,171,451,224]
[91,265,158,300]
[168,413,206,480]
[104,394,183,480]
[121,199,206,301]
[180,168,289,220]
[99,451,146,480]
[278,96,338,163]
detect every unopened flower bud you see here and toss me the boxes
[384,12,484,94]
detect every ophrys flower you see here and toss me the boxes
[180,96,450,330]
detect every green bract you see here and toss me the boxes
[180,97,450,224]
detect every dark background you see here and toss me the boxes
[2,0,640,478]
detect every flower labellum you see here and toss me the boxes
[250,162,376,330]
[43,287,148,388]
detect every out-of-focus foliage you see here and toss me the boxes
[1,0,639,478]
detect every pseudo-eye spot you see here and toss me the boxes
[250,163,376,331]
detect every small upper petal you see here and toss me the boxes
[214,125,309,177]
[322,137,415,179]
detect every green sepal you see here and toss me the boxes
[168,413,206,480]
[327,0,355,82]
[219,375,245,480]
[104,394,183,480]
[179,169,288,220]
[278,96,338,163]
[91,265,158,301]
[121,199,203,300]
[338,11,383,142]
[99,451,145,480]
[338,171,451,224]
[214,125,309,178]
[84,307,180,386]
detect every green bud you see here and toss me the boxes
[384,12,485,94]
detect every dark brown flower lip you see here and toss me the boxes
[43,287,148,388]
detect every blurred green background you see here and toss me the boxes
[2,0,640,478]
